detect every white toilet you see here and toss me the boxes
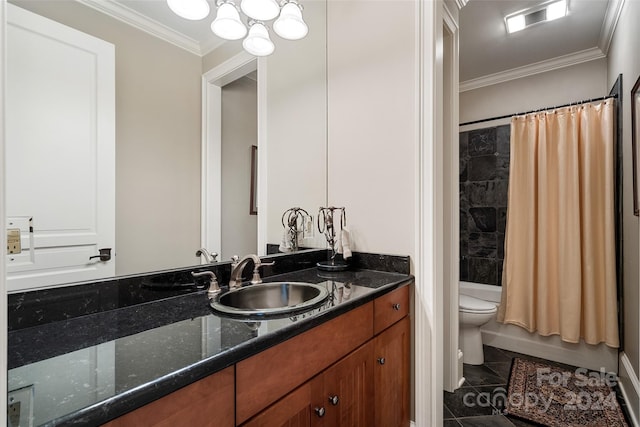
[459,294,498,365]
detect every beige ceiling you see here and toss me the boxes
[460,0,611,83]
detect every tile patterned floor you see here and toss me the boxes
[443,345,632,426]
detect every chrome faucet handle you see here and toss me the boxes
[196,248,218,264]
[250,261,275,285]
[230,255,240,268]
[191,271,220,299]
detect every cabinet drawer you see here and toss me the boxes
[236,302,374,424]
[374,285,409,335]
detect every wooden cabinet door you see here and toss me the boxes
[243,377,324,427]
[374,316,410,427]
[236,303,373,424]
[319,341,374,427]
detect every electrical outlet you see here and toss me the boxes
[8,385,34,427]
[8,400,21,426]
[7,228,21,254]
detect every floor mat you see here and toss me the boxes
[505,357,629,427]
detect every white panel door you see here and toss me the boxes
[6,4,115,291]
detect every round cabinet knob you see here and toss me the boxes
[393,303,401,311]
[314,407,326,417]
[378,357,386,365]
[329,395,339,406]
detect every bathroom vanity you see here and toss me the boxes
[7,251,412,426]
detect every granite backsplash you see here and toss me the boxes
[8,249,410,331]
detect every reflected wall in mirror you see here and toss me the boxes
[632,74,640,216]
[220,73,259,260]
[5,0,327,291]
[203,0,327,262]
[263,0,328,253]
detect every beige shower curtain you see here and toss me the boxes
[497,99,619,348]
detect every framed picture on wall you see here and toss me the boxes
[632,75,640,216]
[250,145,258,215]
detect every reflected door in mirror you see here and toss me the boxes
[6,4,116,291]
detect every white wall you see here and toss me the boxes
[221,77,258,259]
[265,0,328,250]
[607,0,640,423]
[203,43,243,73]
[460,58,608,128]
[327,0,417,260]
[9,0,203,276]
[326,2,421,421]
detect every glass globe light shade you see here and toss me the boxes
[273,2,308,40]
[211,2,247,40]
[242,22,275,56]
[167,0,210,20]
[241,0,280,21]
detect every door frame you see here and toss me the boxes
[415,0,461,424]
[442,3,462,393]
[201,52,267,261]
[1,1,7,423]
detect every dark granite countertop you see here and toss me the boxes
[8,260,412,426]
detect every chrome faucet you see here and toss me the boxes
[191,271,220,298]
[228,254,274,289]
[196,248,218,263]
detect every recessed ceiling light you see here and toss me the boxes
[506,14,526,33]
[505,0,568,34]
[546,0,568,21]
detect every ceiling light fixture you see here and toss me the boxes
[211,2,247,40]
[505,0,568,34]
[273,2,308,40]
[546,0,568,21]
[167,0,211,21]
[241,0,280,21]
[506,14,526,34]
[243,21,275,56]
[167,0,309,57]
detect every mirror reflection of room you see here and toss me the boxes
[5,0,327,292]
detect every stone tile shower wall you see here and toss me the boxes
[460,125,510,286]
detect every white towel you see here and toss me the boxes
[279,229,293,253]
[341,228,352,260]
[279,228,303,252]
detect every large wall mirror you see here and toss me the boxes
[5,0,327,291]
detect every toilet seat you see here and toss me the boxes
[459,294,497,313]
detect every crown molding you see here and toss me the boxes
[459,47,605,92]
[598,0,624,55]
[74,0,204,56]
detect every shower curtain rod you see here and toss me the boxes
[459,94,618,127]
